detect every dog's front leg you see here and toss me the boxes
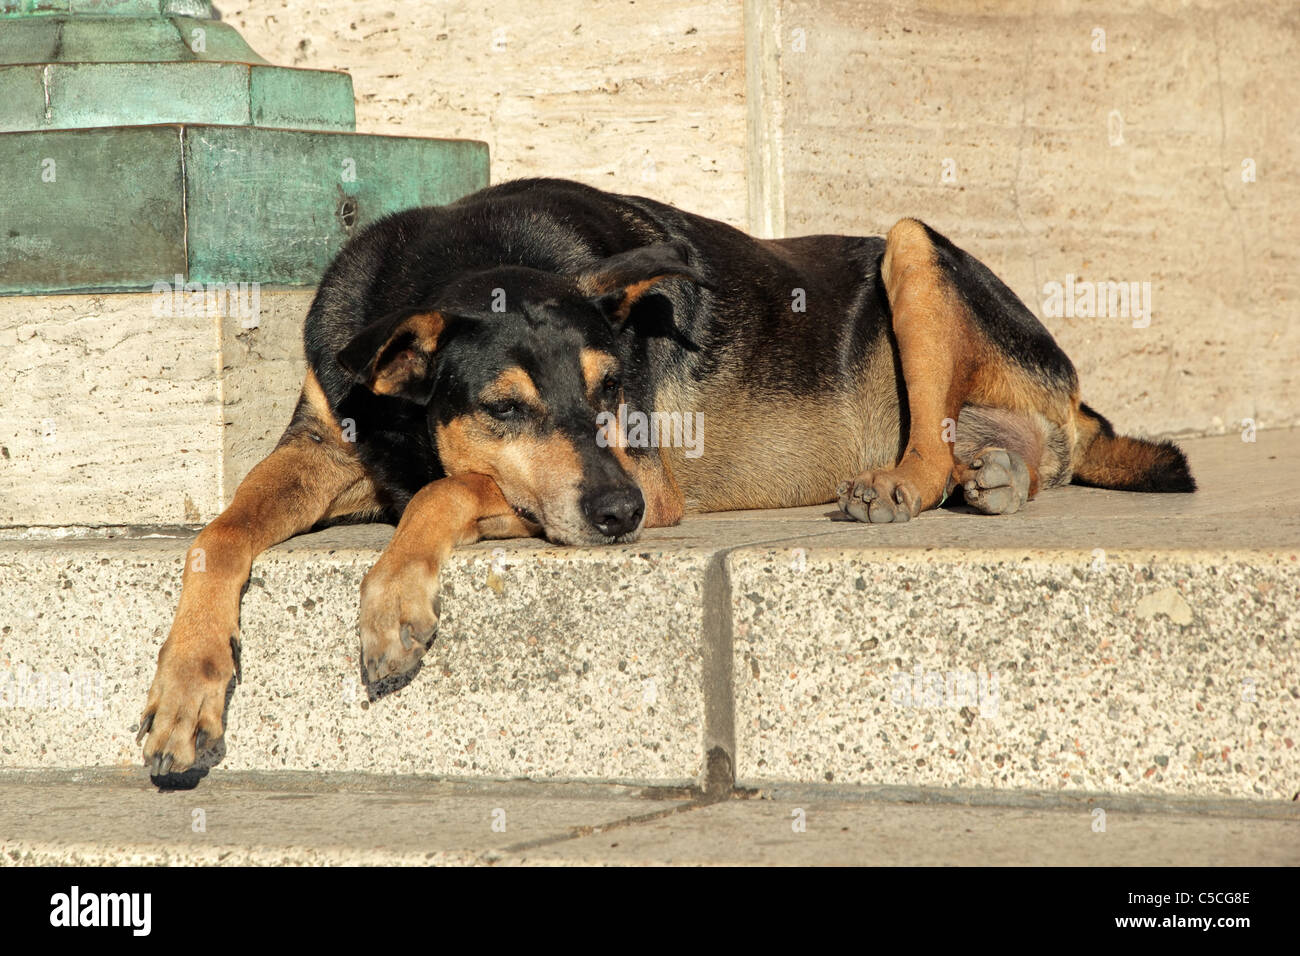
[139,414,370,775]
[359,472,529,682]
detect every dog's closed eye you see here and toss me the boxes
[482,399,530,422]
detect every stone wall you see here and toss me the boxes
[220,0,1297,438]
[219,0,749,226]
[770,0,1298,436]
[6,2,1291,528]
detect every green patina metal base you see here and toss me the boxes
[1,1,356,133]
[1,125,488,293]
[0,0,491,294]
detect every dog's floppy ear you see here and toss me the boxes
[337,308,446,404]
[578,243,710,324]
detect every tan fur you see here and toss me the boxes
[847,218,982,511]
[1074,436,1168,487]
[662,380,837,512]
[967,358,1075,439]
[357,473,526,682]
[375,472,516,570]
[1069,400,1105,474]
[580,347,617,395]
[652,332,903,513]
[483,366,541,406]
[606,418,685,527]
[1069,405,1178,489]
[436,414,591,539]
[634,448,686,526]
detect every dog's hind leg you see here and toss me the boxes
[839,218,1080,523]
[838,219,982,523]
[138,372,379,775]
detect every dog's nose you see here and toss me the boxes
[581,487,645,537]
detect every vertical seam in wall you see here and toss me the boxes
[179,125,190,277]
[744,0,785,239]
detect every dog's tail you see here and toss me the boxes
[1070,402,1196,493]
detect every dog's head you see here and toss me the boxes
[337,244,705,545]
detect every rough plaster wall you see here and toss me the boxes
[777,0,1299,437]
[218,0,748,227]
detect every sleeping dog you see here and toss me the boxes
[138,178,1194,775]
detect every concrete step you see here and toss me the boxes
[1,769,1296,866]
[0,431,1296,802]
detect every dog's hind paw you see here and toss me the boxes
[956,447,1031,515]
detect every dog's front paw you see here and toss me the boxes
[359,556,442,683]
[837,469,923,523]
[138,632,237,775]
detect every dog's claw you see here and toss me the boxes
[135,713,154,745]
[150,752,174,777]
[230,634,242,683]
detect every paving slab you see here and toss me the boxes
[0,527,726,783]
[1,771,1294,866]
[522,798,1300,867]
[730,548,1297,798]
[729,433,1299,800]
[0,770,676,866]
